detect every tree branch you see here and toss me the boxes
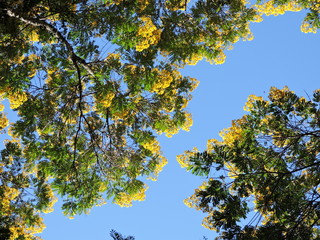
[6,9,95,77]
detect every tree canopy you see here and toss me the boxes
[109,230,135,240]
[180,87,320,239]
[0,0,320,239]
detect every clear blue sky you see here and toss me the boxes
[38,11,319,240]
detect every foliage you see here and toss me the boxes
[0,139,49,240]
[0,0,320,239]
[180,87,320,239]
[0,0,259,238]
[110,229,135,240]
[254,0,320,33]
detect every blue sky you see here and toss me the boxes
[38,11,320,240]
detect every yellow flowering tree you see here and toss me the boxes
[1,0,320,239]
[180,87,320,239]
[254,0,320,33]
[0,138,56,240]
[0,0,258,237]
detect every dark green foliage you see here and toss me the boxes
[110,229,135,240]
[183,88,320,239]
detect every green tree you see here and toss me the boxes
[0,0,257,238]
[180,87,320,239]
[1,0,320,238]
[254,0,320,33]
[110,229,135,240]
[0,139,48,239]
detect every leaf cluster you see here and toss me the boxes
[185,88,320,239]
